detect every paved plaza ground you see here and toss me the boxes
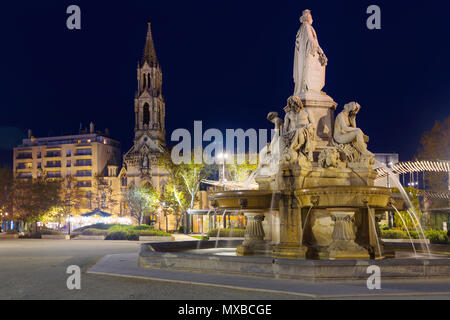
[0,239,449,300]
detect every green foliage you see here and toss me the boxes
[105,231,137,241]
[39,228,65,236]
[392,187,424,231]
[416,117,449,191]
[191,235,209,240]
[124,185,160,225]
[424,230,448,245]
[0,167,14,214]
[74,224,171,239]
[91,174,118,211]
[207,228,245,238]
[380,229,407,239]
[381,229,448,244]
[13,176,62,223]
[79,228,109,236]
[227,157,258,182]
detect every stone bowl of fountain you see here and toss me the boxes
[296,186,392,209]
[212,190,278,211]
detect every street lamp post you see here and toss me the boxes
[217,153,228,182]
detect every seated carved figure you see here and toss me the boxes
[254,112,283,177]
[284,96,316,162]
[334,102,373,157]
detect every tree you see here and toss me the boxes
[91,174,118,211]
[416,117,449,214]
[416,117,450,191]
[12,175,61,230]
[56,175,84,228]
[227,156,258,182]
[124,185,159,225]
[159,148,215,231]
[0,167,14,214]
[393,187,423,230]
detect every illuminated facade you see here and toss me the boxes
[13,124,121,214]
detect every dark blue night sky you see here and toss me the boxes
[0,0,449,165]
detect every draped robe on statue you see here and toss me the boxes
[293,23,326,95]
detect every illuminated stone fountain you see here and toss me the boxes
[139,9,450,280]
[211,9,393,260]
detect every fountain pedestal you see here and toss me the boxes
[327,212,370,260]
[273,193,307,259]
[237,212,271,256]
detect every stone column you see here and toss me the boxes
[328,212,370,260]
[236,212,267,256]
[273,194,306,259]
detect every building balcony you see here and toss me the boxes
[16,154,33,160]
[45,153,62,158]
[74,152,92,157]
[75,173,92,177]
[75,162,92,167]
[45,164,62,168]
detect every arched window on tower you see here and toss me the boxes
[147,73,151,89]
[142,74,146,90]
[143,103,150,126]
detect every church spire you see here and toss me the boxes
[142,22,158,67]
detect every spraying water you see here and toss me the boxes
[391,204,417,257]
[375,160,431,256]
[367,205,383,259]
[301,205,314,244]
[215,210,227,249]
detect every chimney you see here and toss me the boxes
[90,122,95,134]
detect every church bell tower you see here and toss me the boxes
[134,22,166,146]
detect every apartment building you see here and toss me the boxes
[13,124,121,213]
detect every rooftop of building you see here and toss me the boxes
[15,124,120,149]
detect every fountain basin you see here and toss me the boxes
[212,190,277,211]
[138,241,450,281]
[296,186,392,209]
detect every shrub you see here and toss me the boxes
[138,230,171,237]
[381,229,448,244]
[19,232,41,239]
[381,229,407,239]
[40,229,65,236]
[80,228,109,236]
[105,231,128,240]
[207,228,245,238]
[425,230,448,245]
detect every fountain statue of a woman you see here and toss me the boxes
[293,9,328,96]
[334,102,374,157]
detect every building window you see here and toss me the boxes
[67,160,71,168]
[17,152,32,160]
[47,172,61,178]
[75,148,92,156]
[76,170,92,177]
[45,151,61,158]
[75,159,92,167]
[121,176,127,187]
[67,150,72,157]
[143,103,150,125]
[45,161,61,168]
